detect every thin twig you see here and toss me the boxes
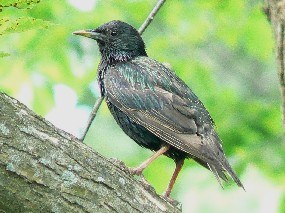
[138,0,166,35]
[79,96,104,141]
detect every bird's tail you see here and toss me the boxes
[208,160,245,191]
[205,132,245,190]
[223,160,245,190]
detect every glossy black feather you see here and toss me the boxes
[85,20,243,189]
[104,56,243,188]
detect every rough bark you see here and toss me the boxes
[0,92,181,213]
[265,0,285,128]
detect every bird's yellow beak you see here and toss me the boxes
[73,29,106,41]
[73,30,92,38]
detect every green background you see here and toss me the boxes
[0,0,284,212]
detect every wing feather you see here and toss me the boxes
[104,56,244,188]
[105,58,218,164]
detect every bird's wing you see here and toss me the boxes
[105,57,222,164]
[105,57,244,188]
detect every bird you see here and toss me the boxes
[73,20,244,198]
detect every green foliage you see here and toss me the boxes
[0,51,10,57]
[0,17,52,35]
[0,0,53,60]
[0,0,284,212]
[0,0,40,11]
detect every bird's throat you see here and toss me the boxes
[101,48,147,64]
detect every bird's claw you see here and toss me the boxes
[161,192,173,201]
[129,168,153,190]
[161,193,181,206]
[129,167,143,176]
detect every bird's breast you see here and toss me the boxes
[106,98,163,150]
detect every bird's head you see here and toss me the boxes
[73,20,147,62]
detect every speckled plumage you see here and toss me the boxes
[74,20,244,193]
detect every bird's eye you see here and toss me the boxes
[110,31,118,36]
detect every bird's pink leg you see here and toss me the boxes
[163,159,184,198]
[131,145,170,176]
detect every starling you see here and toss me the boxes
[73,20,244,197]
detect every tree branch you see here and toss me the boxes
[138,0,166,35]
[0,92,181,212]
[265,0,285,128]
[79,96,104,141]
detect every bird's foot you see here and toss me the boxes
[161,193,181,207]
[129,167,154,191]
[161,192,173,202]
[109,158,130,174]
[129,167,143,176]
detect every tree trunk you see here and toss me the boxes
[265,0,285,128]
[0,92,181,213]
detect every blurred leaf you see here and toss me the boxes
[0,17,53,35]
[0,51,10,57]
[0,0,41,11]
